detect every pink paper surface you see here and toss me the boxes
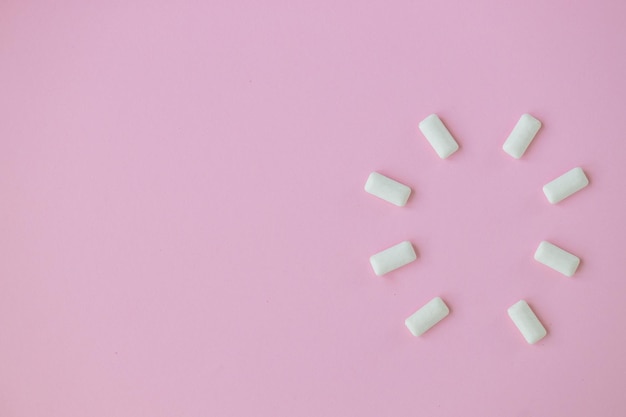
[2,1,626,415]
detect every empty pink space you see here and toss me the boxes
[1,1,626,416]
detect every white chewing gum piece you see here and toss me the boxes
[364,172,411,207]
[534,241,580,277]
[418,114,459,159]
[369,241,416,276]
[543,167,589,204]
[503,113,542,159]
[508,300,547,344]
[405,297,450,337]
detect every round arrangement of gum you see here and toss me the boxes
[365,113,589,344]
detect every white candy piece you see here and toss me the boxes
[405,297,450,337]
[418,114,459,159]
[543,167,589,204]
[364,172,411,206]
[508,300,547,344]
[502,113,542,159]
[534,241,580,277]
[369,241,416,276]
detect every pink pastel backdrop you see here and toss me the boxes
[1,1,626,416]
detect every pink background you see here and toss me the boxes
[1,1,626,415]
